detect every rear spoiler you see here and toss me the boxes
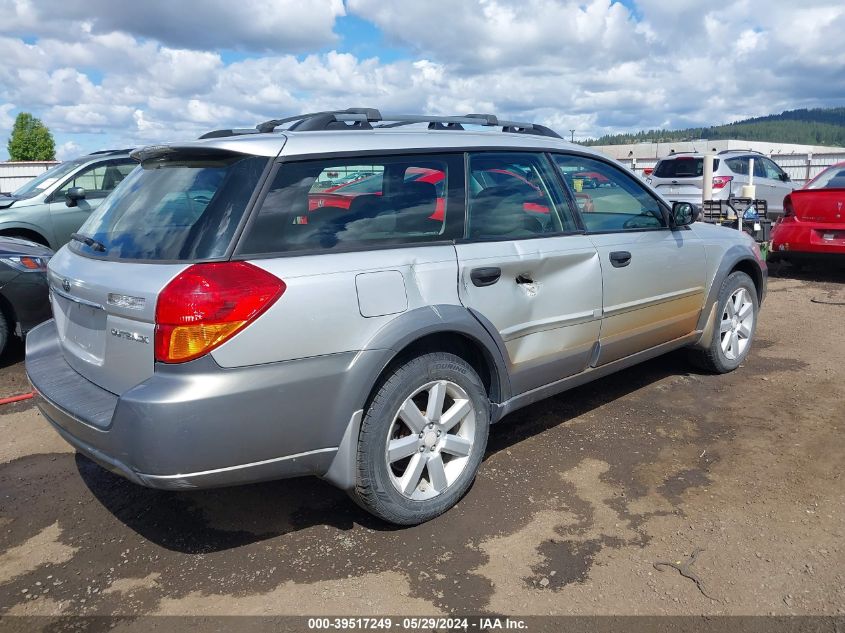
[130,145,252,163]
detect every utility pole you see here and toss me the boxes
[569,129,575,143]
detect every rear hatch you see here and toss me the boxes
[788,189,845,224]
[47,147,271,395]
[651,157,719,200]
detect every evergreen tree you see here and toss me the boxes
[585,107,845,147]
[6,112,56,161]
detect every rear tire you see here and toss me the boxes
[352,352,490,525]
[689,271,758,374]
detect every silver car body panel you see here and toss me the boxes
[46,246,186,394]
[455,235,602,394]
[212,245,460,367]
[588,229,705,364]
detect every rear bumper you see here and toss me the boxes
[770,219,845,257]
[26,320,390,490]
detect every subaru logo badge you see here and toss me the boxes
[62,278,71,292]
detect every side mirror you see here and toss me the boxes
[671,201,696,227]
[65,187,86,207]
[780,173,791,182]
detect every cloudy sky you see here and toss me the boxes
[1,0,844,160]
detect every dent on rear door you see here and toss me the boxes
[456,236,603,394]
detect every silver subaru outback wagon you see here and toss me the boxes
[26,109,766,525]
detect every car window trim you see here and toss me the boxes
[232,151,467,259]
[45,158,135,203]
[547,151,672,234]
[457,150,584,244]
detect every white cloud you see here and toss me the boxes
[348,0,649,70]
[56,140,81,160]
[1,0,844,160]
[0,0,346,53]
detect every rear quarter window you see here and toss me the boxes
[71,152,269,261]
[237,154,463,256]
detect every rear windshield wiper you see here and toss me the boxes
[70,233,107,252]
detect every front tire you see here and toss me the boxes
[690,271,759,373]
[352,352,490,525]
[0,312,8,357]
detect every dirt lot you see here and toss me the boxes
[0,264,843,620]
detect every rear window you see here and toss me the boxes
[237,154,462,256]
[653,157,718,178]
[807,166,845,189]
[71,152,268,261]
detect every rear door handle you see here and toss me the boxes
[470,267,502,287]
[609,251,632,268]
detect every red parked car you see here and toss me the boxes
[309,167,446,218]
[770,162,845,266]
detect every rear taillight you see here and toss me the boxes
[712,175,733,190]
[155,262,285,363]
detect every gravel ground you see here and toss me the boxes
[0,263,843,619]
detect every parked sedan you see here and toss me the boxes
[0,237,52,356]
[770,162,845,266]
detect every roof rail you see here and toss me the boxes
[198,128,261,139]
[252,109,563,139]
[717,148,764,155]
[88,148,134,155]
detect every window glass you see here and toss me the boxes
[58,160,137,198]
[552,154,666,232]
[725,157,748,175]
[466,152,575,239]
[11,159,84,199]
[238,155,459,255]
[653,157,719,178]
[806,166,845,189]
[762,158,784,180]
[72,153,267,261]
[726,156,768,179]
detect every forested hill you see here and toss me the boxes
[585,107,845,147]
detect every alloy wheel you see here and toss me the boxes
[720,287,755,361]
[385,380,476,501]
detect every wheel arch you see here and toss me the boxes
[361,306,511,411]
[0,226,52,248]
[729,258,764,303]
[693,245,766,350]
[322,305,511,492]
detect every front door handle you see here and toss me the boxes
[470,267,502,287]
[609,251,632,268]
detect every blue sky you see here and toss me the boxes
[1,0,844,160]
